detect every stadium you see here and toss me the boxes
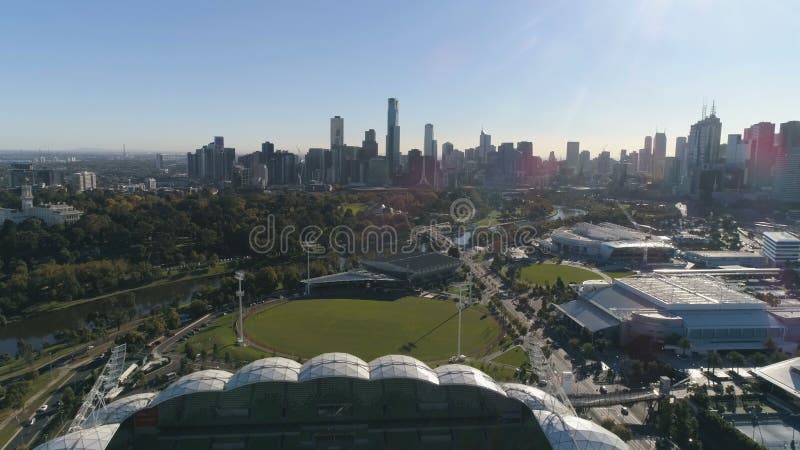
[543,222,675,263]
[556,274,800,353]
[34,353,627,450]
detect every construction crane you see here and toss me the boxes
[68,344,127,432]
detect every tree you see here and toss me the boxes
[163,308,181,329]
[725,384,736,397]
[678,337,691,356]
[749,352,767,367]
[581,342,595,360]
[706,351,722,372]
[727,351,745,374]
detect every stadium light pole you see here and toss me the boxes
[457,287,462,358]
[235,271,245,346]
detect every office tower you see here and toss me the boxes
[68,171,97,192]
[424,124,435,159]
[639,136,653,174]
[578,150,591,174]
[155,153,164,170]
[441,141,454,161]
[566,142,580,169]
[386,98,400,177]
[683,107,722,194]
[619,149,627,161]
[361,129,378,160]
[774,121,800,202]
[331,116,344,148]
[479,130,492,162]
[187,137,236,182]
[596,151,611,175]
[674,137,687,161]
[261,141,275,162]
[517,141,533,158]
[725,134,749,168]
[304,148,329,183]
[548,151,557,162]
[268,150,298,185]
[652,132,667,180]
[629,151,639,173]
[743,122,777,187]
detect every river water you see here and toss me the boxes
[0,276,221,356]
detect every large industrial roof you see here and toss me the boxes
[301,269,398,285]
[361,252,461,274]
[369,354,439,385]
[298,352,370,382]
[33,424,120,450]
[225,357,301,390]
[617,275,763,309]
[556,300,621,333]
[150,369,232,407]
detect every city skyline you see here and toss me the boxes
[2,1,798,156]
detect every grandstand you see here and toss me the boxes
[35,353,628,450]
[544,222,675,262]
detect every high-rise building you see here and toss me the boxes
[361,129,378,160]
[330,116,344,148]
[743,122,776,187]
[639,136,653,174]
[479,130,492,162]
[155,153,164,170]
[304,148,329,184]
[578,150,591,174]
[424,124,436,160]
[619,149,627,161]
[566,142,580,169]
[652,132,667,180]
[674,137,687,161]
[261,141,275,161]
[68,171,97,192]
[441,141,454,160]
[683,108,722,194]
[187,137,236,182]
[386,98,400,178]
[774,121,800,202]
[725,134,749,168]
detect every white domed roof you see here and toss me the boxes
[368,355,439,385]
[502,383,572,416]
[150,369,232,407]
[433,364,506,396]
[86,393,155,426]
[225,357,301,390]
[299,352,369,382]
[533,410,628,450]
[33,424,120,450]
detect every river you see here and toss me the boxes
[0,276,222,356]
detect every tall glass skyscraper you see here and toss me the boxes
[386,98,400,177]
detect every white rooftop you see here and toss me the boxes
[763,231,800,243]
[753,357,800,400]
[616,275,763,310]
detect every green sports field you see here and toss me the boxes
[518,263,602,286]
[244,297,501,362]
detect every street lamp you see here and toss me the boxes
[234,271,245,347]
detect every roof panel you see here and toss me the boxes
[150,369,232,407]
[298,352,369,382]
[434,364,506,396]
[368,355,439,384]
[225,357,301,390]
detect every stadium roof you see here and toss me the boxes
[225,357,301,390]
[149,369,232,407]
[369,354,439,384]
[360,252,461,275]
[38,353,630,450]
[301,269,398,285]
[34,424,120,450]
[753,356,800,400]
[298,352,370,382]
[533,410,628,450]
[84,393,155,427]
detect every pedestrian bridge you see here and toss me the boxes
[569,388,661,408]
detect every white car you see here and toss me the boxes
[37,404,48,414]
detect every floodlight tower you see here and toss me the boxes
[235,271,245,346]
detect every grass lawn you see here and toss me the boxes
[179,314,271,364]
[341,203,367,215]
[475,210,502,227]
[457,361,518,382]
[492,346,529,367]
[603,270,635,279]
[518,263,602,286]
[244,297,501,362]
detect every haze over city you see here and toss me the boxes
[2,0,798,156]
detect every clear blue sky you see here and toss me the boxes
[2,0,797,157]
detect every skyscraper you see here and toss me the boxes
[424,124,436,160]
[640,136,653,174]
[566,141,580,169]
[743,122,776,187]
[330,116,344,148]
[683,108,722,194]
[386,98,400,177]
[261,141,275,161]
[361,129,378,159]
[652,132,667,180]
[774,121,800,202]
[479,130,492,162]
[674,137,687,161]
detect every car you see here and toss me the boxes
[620,406,629,415]
[599,386,608,394]
[37,404,48,414]
[28,417,36,426]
